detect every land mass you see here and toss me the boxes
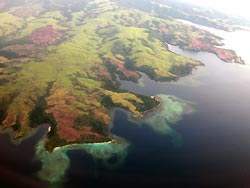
[0,0,246,151]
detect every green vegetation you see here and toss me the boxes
[133,94,195,147]
[0,0,237,149]
[114,0,250,31]
[35,135,130,183]
[130,94,160,112]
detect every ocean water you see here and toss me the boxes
[0,125,48,188]
[64,27,250,187]
[113,46,250,188]
[1,24,250,188]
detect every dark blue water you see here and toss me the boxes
[0,125,48,188]
[1,42,250,188]
[64,46,250,188]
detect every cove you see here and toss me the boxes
[63,41,250,188]
[1,21,250,188]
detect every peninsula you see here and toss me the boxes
[0,0,246,151]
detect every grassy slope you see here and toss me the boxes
[0,0,221,148]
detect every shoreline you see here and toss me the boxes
[174,19,247,65]
[179,46,245,64]
[0,124,48,145]
[52,140,113,152]
[140,96,162,117]
[108,94,165,125]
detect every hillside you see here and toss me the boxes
[0,0,244,150]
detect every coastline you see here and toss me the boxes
[35,132,130,183]
[34,93,193,183]
[174,19,247,65]
[52,140,114,152]
[0,124,48,145]
[140,96,162,117]
[179,46,245,64]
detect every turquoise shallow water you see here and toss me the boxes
[62,37,250,187]
[33,93,193,184]
[0,23,250,188]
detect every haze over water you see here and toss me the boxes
[176,19,250,65]
[115,21,250,187]
[1,9,250,188]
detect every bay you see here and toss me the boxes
[1,20,250,188]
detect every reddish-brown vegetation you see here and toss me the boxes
[182,39,245,64]
[213,48,244,64]
[2,44,42,57]
[105,58,139,80]
[29,25,62,46]
[2,113,16,128]
[46,84,80,142]
[45,84,109,142]
[158,23,244,64]
[188,39,211,50]
[91,64,115,87]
